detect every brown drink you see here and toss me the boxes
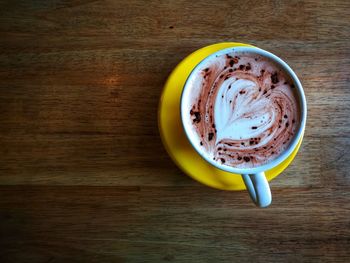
[184,51,300,168]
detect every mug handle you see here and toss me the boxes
[242,172,272,208]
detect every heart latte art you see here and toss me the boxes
[186,51,300,168]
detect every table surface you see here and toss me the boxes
[0,0,349,262]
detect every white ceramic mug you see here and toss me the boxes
[180,46,307,207]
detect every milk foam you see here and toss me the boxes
[185,50,300,168]
[214,78,274,142]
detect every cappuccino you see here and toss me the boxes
[184,51,300,168]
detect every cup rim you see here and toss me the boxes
[180,46,307,174]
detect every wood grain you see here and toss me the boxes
[0,0,349,262]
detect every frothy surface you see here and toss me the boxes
[186,51,300,168]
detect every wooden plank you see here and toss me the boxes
[0,186,349,262]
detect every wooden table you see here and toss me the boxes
[0,1,349,262]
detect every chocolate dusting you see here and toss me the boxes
[271,72,279,84]
[191,111,201,123]
[243,156,250,162]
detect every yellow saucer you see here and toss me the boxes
[158,42,303,190]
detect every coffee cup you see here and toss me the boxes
[180,46,307,207]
